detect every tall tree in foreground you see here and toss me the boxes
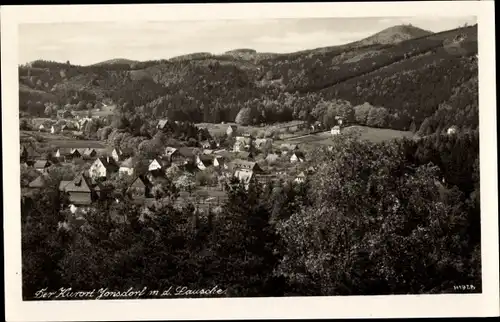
[276,136,480,295]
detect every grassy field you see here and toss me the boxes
[20,131,106,149]
[196,120,307,137]
[277,125,414,147]
[72,105,116,118]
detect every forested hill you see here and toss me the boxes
[19,24,477,135]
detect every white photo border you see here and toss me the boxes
[2,2,499,321]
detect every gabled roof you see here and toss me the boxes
[178,147,196,158]
[56,147,73,155]
[29,176,48,188]
[64,172,94,193]
[120,157,137,168]
[197,154,213,166]
[165,147,178,155]
[291,151,305,159]
[129,175,152,190]
[157,119,170,128]
[95,157,119,171]
[227,125,237,130]
[83,148,97,156]
[33,159,50,169]
[232,159,260,171]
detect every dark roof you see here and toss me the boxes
[33,159,50,169]
[178,147,196,158]
[64,173,94,193]
[56,148,73,155]
[291,151,305,159]
[232,159,259,171]
[83,148,97,156]
[129,175,152,189]
[197,155,213,166]
[29,176,47,188]
[96,157,119,171]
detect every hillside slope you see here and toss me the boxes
[18,24,477,135]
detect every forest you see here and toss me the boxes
[21,131,481,298]
[19,25,477,137]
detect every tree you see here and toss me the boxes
[276,137,478,295]
[235,107,252,125]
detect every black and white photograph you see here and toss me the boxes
[2,2,499,321]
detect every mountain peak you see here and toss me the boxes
[358,24,433,46]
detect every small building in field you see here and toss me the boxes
[226,125,238,137]
[331,125,341,135]
[148,159,163,172]
[38,124,46,132]
[290,151,306,163]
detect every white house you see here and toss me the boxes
[294,172,306,184]
[226,125,238,137]
[148,159,163,172]
[111,148,124,162]
[447,126,458,135]
[213,156,228,169]
[89,157,118,179]
[39,124,45,132]
[119,157,136,177]
[331,125,341,135]
[234,170,255,190]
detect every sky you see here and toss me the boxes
[18,16,477,66]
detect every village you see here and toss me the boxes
[20,116,346,215]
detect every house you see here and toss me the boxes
[290,151,306,163]
[148,159,163,172]
[33,159,51,172]
[156,119,170,130]
[233,136,253,152]
[231,159,262,173]
[28,175,49,189]
[447,126,458,135]
[78,118,90,130]
[89,157,119,180]
[233,170,255,190]
[54,148,73,160]
[202,149,214,155]
[254,138,273,151]
[195,154,213,171]
[294,172,306,184]
[69,148,83,159]
[226,125,238,137]
[127,175,153,200]
[83,148,98,159]
[38,124,46,132]
[111,147,124,162]
[265,153,280,164]
[50,125,57,134]
[213,155,228,169]
[60,172,101,205]
[119,157,138,177]
[331,125,341,135]
[164,147,179,160]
